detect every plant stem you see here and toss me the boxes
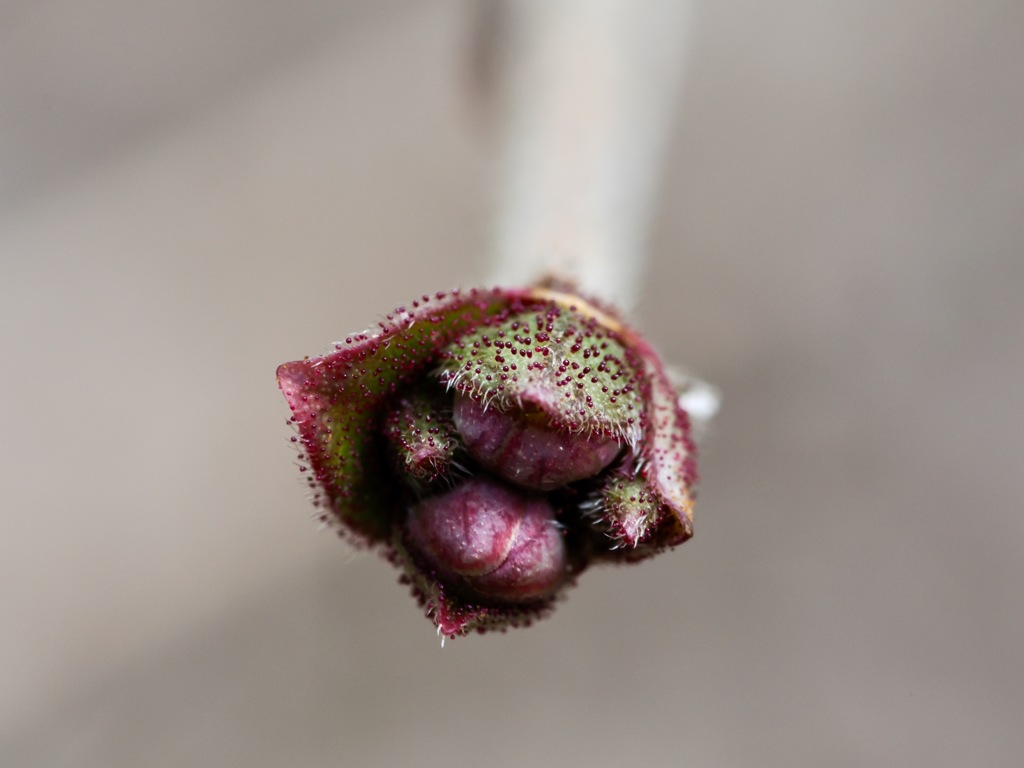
[489,0,693,311]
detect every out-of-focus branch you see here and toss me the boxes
[488,0,693,311]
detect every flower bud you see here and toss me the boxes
[406,477,567,603]
[453,392,620,490]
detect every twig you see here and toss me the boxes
[489,0,693,311]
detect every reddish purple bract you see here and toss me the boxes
[276,285,699,638]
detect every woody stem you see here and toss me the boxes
[489,0,693,311]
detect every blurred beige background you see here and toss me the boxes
[2,1,1023,766]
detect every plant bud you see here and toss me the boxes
[277,286,707,638]
[453,392,620,490]
[383,386,460,485]
[437,301,645,447]
[406,477,567,603]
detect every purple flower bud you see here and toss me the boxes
[406,477,567,603]
[452,392,620,490]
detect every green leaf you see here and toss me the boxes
[436,301,645,444]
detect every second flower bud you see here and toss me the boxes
[406,477,567,603]
[453,393,621,491]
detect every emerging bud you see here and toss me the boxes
[437,300,644,446]
[276,285,707,638]
[383,386,460,486]
[583,467,691,557]
[453,392,620,490]
[406,477,567,603]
